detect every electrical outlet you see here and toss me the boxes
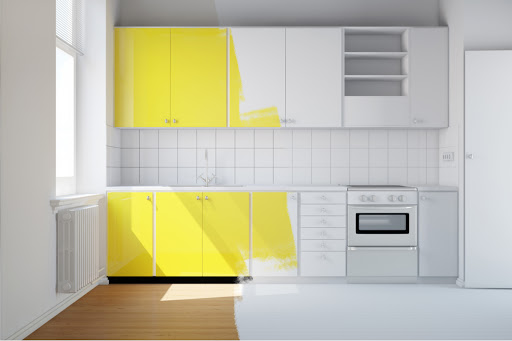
[442,152,455,161]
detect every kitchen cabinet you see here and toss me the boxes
[286,28,343,127]
[202,192,250,276]
[156,192,203,276]
[409,28,448,128]
[114,28,171,127]
[252,192,298,276]
[229,28,286,127]
[418,191,458,277]
[107,192,153,276]
[170,28,227,127]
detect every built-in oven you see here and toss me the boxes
[346,186,418,282]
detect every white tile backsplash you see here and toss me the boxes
[110,128,440,187]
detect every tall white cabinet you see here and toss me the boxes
[418,191,458,277]
[285,28,343,127]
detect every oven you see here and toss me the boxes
[346,186,418,281]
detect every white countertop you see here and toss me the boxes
[106,185,457,192]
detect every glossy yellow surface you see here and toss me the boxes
[252,193,297,272]
[107,192,153,276]
[170,28,227,127]
[156,192,203,276]
[202,192,250,276]
[115,28,171,127]
[229,31,281,127]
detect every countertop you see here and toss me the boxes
[106,185,458,192]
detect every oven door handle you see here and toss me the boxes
[348,206,416,210]
[348,247,417,251]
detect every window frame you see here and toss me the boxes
[56,38,78,196]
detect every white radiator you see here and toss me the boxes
[57,205,100,293]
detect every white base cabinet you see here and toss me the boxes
[418,191,458,277]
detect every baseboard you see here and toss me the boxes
[456,278,465,288]
[6,276,105,340]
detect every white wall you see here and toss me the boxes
[0,0,63,338]
[464,0,512,50]
[115,0,440,26]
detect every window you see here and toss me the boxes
[56,44,76,195]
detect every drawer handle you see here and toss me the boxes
[321,254,327,260]
[321,231,326,237]
[321,219,327,225]
[321,195,327,200]
[321,242,327,249]
[321,208,327,213]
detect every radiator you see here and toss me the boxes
[57,205,100,293]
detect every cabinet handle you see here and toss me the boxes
[321,208,327,213]
[196,196,200,200]
[290,195,296,200]
[321,219,327,225]
[421,196,428,201]
[146,196,151,201]
[173,119,177,124]
[164,119,169,123]
[321,195,327,200]
[321,254,327,260]
[205,196,208,200]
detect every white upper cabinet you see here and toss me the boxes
[285,28,343,128]
[409,28,448,128]
[229,28,286,128]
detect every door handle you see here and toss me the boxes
[466,153,474,160]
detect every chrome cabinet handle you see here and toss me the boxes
[321,219,327,225]
[321,254,327,260]
[205,196,209,200]
[146,196,151,200]
[164,119,169,123]
[420,196,428,201]
[321,195,327,200]
[173,119,177,123]
[321,208,327,213]
[280,118,286,123]
[290,195,296,200]
[196,196,200,200]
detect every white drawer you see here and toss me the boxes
[301,252,346,276]
[301,228,346,240]
[301,204,346,216]
[301,192,346,204]
[301,239,346,252]
[300,215,346,228]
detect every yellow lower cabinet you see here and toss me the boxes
[252,192,298,276]
[156,192,203,276]
[107,192,153,276]
[202,192,250,276]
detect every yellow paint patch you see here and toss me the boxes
[252,193,298,272]
[229,31,281,127]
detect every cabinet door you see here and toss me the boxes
[156,192,203,276]
[107,192,153,276]
[203,192,250,276]
[171,28,227,127]
[252,192,298,276]
[418,191,458,277]
[115,28,171,127]
[409,28,448,128]
[286,28,342,127]
[229,28,285,127]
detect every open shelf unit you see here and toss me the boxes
[344,27,409,97]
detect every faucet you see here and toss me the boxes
[197,149,216,187]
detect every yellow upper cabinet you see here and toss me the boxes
[252,192,298,276]
[115,28,171,127]
[229,28,286,127]
[107,192,154,276]
[170,28,227,127]
[202,192,250,276]
[156,192,203,277]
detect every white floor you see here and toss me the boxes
[234,283,512,339]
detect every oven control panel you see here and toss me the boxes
[347,191,418,205]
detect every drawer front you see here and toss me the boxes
[301,228,346,240]
[301,192,346,204]
[301,204,346,216]
[301,252,346,276]
[300,215,346,228]
[301,239,346,252]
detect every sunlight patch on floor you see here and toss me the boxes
[160,284,243,301]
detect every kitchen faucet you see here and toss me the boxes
[197,149,216,187]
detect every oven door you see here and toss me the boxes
[348,205,417,246]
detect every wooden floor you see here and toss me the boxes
[26,284,241,340]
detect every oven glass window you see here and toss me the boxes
[356,213,409,234]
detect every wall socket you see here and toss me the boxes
[442,152,455,161]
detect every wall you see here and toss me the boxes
[107,128,440,187]
[464,0,512,50]
[115,0,440,26]
[0,0,61,338]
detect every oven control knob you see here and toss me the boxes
[360,195,367,202]
[398,195,406,202]
[388,195,396,202]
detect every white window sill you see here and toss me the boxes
[50,193,105,213]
